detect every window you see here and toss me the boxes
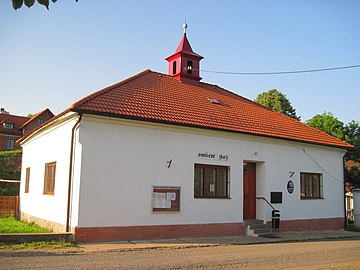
[172,61,177,75]
[187,60,193,74]
[194,164,229,198]
[44,162,56,195]
[6,139,15,150]
[207,97,220,105]
[25,167,30,193]
[300,172,323,199]
[37,119,44,126]
[3,123,14,129]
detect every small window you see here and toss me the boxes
[172,61,177,75]
[300,172,323,199]
[207,97,220,105]
[44,162,56,195]
[187,60,193,74]
[37,119,44,126]
[194,164,229,198]
[6,139,15,150]
[243,162,256,172]
[3,123,14,129]
[25,167,30,193]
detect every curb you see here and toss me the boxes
[0,233,73,244]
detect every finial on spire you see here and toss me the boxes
[183,17,187,34]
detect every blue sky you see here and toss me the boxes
[1,1,359,124]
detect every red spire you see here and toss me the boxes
[175,33,203,58]
[165,23,203,85]
[175,33,193,53]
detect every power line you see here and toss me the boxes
[301,149,343,185]
[201,64,360,75]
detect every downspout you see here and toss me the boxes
[66,113,82,233]
[343,153,347,230]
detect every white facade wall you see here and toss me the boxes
[74,115,346,228]
[20,113,79,227]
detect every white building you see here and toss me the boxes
[19,26,353,243]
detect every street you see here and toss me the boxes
[1,240,360,269]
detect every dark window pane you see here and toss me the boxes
[216,167,227,197]
[194,166,203,197]
[204,167,216,197]
[300,173,322,199]
[194,164,229,198]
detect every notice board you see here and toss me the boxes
[152,186,180,212]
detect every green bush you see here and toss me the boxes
[0,150,22,180]
[0,186,19,196]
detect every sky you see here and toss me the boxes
[1,1,359,124]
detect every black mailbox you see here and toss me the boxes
[272,210,280,229]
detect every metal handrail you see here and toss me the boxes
[256,196,276,211]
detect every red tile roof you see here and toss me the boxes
[0,113,29,136]
[346,160,360,170]
[70,69,353,150]
[19,108,54,128]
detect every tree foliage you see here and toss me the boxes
[306,112,346,140]
[0,150,22,180]
[255,89,300,120]
[307,112,360,189]
[12,0,78,10]
[344,120,360,163]
[345,165,360,189]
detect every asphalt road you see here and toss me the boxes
[1,240,360,270]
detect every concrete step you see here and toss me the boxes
[248,223,268,229]
[245,219,272,237]
[244,219,264,226]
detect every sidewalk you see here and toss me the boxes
[79,230,360,252]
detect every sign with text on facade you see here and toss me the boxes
[152,186,180,213]
[197,152,229,161]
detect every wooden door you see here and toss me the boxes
[243,162,256,219]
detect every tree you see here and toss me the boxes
[345,165,360,189]
[306,112,346,140]
[254,89,300,120]
[307,112,360,189]
[344,120,360,163]
[12,0,78,10]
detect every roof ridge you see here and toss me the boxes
[63,69,352,150]
[70,69,152,110]
[19,108,52,128]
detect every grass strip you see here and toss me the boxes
[0,217,51,233]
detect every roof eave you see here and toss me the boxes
[70,108,353,151]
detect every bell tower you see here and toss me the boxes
[165,21,203,85]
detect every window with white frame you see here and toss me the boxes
[3,123,14,129]
[6,139,15,150]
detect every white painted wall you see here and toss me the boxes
[20,113,79,227]
[75,115,346,228]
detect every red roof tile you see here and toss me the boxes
[346,160,360,170]
[19,108,54,128]
[0,113,29,136]
[70,69,353,150]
